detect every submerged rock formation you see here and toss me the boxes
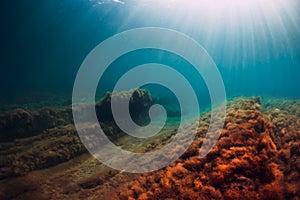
[0,108,73,141]
[116,98,299,200]
[0,97,299,199]
[96,89,153,123]
[0,89,153,142]
[0,89,154,179]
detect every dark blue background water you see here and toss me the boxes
[1,0,300,104]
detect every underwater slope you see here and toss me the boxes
[0,89,154,179]
[0,97,299,199]
[114,98,300,200]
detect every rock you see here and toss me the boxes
[0,109,34,141]
[0,107,72,142]
[96,88,153,123]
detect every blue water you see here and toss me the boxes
[1,0,300,105]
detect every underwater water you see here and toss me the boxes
[1,0,300,199]
[2,0,300,103]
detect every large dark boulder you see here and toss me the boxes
[96,89,153,124]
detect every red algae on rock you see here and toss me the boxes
[115,97,297,200]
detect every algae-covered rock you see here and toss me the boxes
[32,107,73,132]
[0,108,73,142]
[0,88,155,179]
[0,88,153,142]
[96,88,153,123]
[0,124,86,179]
[117,97,286,200]
[0,109,34,141]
